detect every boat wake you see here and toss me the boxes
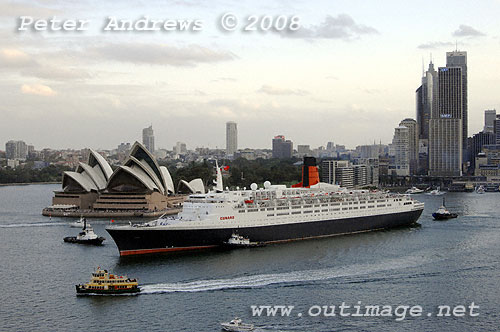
[140,255,428,295]
[0,222,64,228]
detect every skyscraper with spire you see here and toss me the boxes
[416,59,437,174]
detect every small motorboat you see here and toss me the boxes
[69,216,85,228]
[432,198,458,220]
[476,185,485,194]
[221,318,254,332]
[64,219,105,245]
[76,267,140,295]
[405,187,424,194]
[426,186,445,196]
[223,233,264,248]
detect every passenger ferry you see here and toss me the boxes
[106,158,424,256]
[76,267,140,295]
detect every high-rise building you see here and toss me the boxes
[416,61,438,175]
[495,115,500,144]
[484,109,496,133]
[142,125,155,153]
[391,126,410,176]
[416,61,438,140]
[399,118,418,175]
[175,142,187,154]
[446,51,467,150]
[272,135,293,159]
[428,66,463,176]
[226,121,237,156]
[468,131,496,171]
[5,140,28,160]
[321,160,349,184]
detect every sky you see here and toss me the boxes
[1,0,499,151]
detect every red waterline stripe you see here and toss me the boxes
[119,245,218,256]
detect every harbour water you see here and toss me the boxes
[1,184,499,331]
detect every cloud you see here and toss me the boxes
[88,43,236,67]
[280,14,378,40]
[212,77,237,82]
[0,48,37,68]
[22,66,91,81]
[257,85,308,96]
[21,84,57,96]
[0,2,61,17]
[417,41,455,49]
[452,25,485,37]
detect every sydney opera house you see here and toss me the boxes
[43,142,187,217]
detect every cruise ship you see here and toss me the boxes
[106,158,424,256]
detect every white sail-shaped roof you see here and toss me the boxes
[125,156,166,194]
[76,162,107,190]
[128,142,168,192]
[178,178,205,194]
[88,149,113,180]
[160,166,175,194]
[62,171,98,192]
[106,165,159,192]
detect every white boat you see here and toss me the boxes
[405,187,424,194]
[476,185,485,194]
[221,318,254,332]
[70,216,86,228]
[426,187,446,196]
[223,233,264,248]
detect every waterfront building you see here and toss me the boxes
[142,125,155,153]
[475,144,500,178]
[468,131,496,172]
[495,115,500,144]
[226,121,237,157]
[399,118,418,175]
[390,126,410,176]
[48,142,176,214]
[428,66,463,176]
[321,159,377,188]
[446,51,468,151]
[321,160,349,185]
[353,164,368,187]
[272,135,293,159]
[484,109,496,133]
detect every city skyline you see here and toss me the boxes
[1,1,500,150]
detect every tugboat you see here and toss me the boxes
[76,267,140,295]
[432,198,458,220]
[64,219,105,245]
[220,318,254,332]
[222,233,264,248]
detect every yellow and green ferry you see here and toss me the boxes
[76,267,140,295]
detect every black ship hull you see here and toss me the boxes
[107,208,424,256]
